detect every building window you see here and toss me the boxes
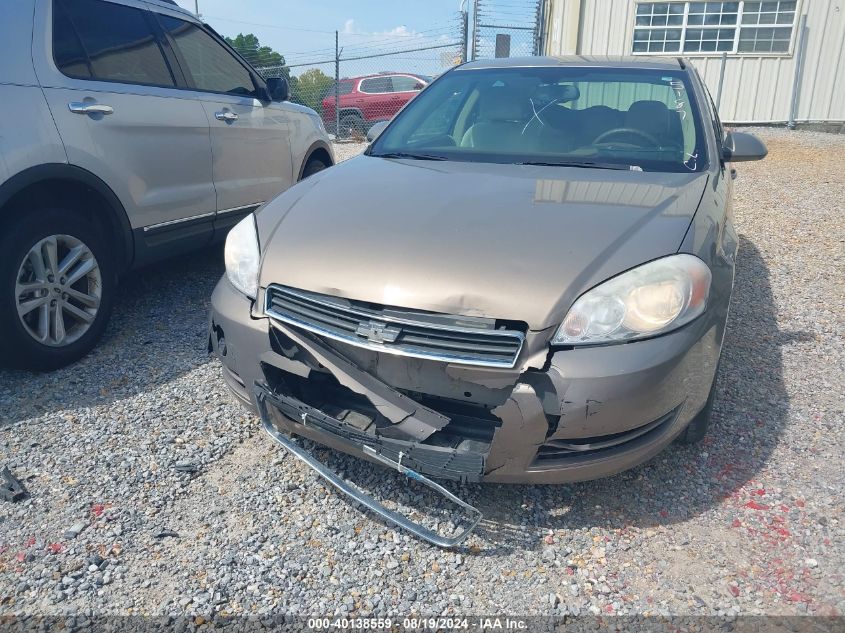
[739,1,796,52]
[633,1,798,55]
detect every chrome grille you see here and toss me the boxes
[264,285,524,368]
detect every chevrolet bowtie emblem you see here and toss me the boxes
[355,320,401,344]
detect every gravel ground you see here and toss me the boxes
[332,141,369,163]
[1,132,843,618]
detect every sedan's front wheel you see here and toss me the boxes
[0,209,114,370]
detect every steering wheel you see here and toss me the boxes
[593,127,661,147]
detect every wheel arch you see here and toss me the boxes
[337,107,364,119]
[296,141,335,181]
[0,164,134,273]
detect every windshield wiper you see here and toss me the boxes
[371,152,448,161]
[518,160,635,170]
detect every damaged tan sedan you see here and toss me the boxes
[209,56,767,545]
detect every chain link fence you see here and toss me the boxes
[231,14,467,141]
[224,4,548,139]
[472,0,545,60]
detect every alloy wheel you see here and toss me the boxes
[14,234,102,347]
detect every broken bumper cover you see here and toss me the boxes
[256,382,485,482]
[210,277,725,484]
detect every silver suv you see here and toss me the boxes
[0,0,333,370]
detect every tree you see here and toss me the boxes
[291,68,334,112]
[225,33,290,81]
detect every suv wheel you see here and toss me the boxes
[0,209,114,370]
[338,114,365,139]
[301,158,328,179]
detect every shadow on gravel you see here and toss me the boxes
[0,246,224,426]
[471,236,814,551]
[0,234,814,558]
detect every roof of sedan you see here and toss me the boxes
[457,55,686,71]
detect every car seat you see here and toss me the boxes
[460,90,531,151]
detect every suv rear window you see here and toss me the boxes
[54,0,175,87]
[359,77,393,93]
[392,75,424,92]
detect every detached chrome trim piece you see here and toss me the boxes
[263,284,525,368]
[255,383,482,548]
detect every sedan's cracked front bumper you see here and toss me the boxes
[210,277,726,484]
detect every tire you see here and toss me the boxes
[676,361,721,444]
[301,158,328,179]
[0,208,115,371]
[338,114,365,139]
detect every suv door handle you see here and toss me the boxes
[68,102,114,115]
[215,111,239,122]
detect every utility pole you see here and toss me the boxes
[461,8,469,63]
[459,0,469,63]
[194,0,200,18]
[471,0,480,61]
[335,30,340,140]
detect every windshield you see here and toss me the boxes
[369,66,707,173]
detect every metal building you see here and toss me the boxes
[542,1,845,128]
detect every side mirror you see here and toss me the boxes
[722,131,767,162]
[366,120,389,142]
[265,77,289,102]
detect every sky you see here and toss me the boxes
[172,0,471,77]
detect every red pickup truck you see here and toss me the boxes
[322,73,431,137]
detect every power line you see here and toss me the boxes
[204,15,337,34]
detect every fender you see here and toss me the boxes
[0,163,134,270]
[296,140,335,181]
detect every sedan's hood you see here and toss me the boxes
[257,156,707,330]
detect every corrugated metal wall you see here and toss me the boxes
[543,0,845,124]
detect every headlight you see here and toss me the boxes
[224,214,260,299]
[552,254,711,346]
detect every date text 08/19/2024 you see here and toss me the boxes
[306,617,529,630]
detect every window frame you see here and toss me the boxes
[358,76,396,95]
[52,0,183,89]
[688,65,726,162]
[153,12,265,99]
[391,74,427,93]
[369,66,711,174]
[631,1,801,57]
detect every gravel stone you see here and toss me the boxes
[62,522,88,540]
[1,133,842,617]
